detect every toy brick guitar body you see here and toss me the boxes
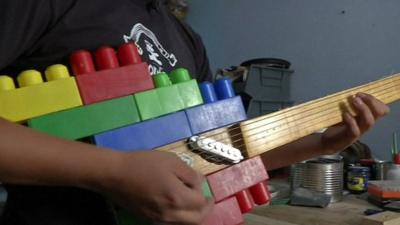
[1,42,400,224]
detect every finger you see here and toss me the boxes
[343,112,360,139]
[160,167,209,211]
[351,95,375,132]
[356,93,390,118]
[170,176,209,210]
[174,160,204,190]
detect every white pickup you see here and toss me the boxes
[188,136,244,164]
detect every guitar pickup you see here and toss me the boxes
[188,136,244,164]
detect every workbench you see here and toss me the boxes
[245,193,381,225]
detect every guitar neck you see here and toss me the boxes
[242,73,400,157]
[157,74,400,175]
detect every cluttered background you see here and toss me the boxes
[182,0,400,161]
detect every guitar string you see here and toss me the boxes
[240,74,399,126]
[195,90,398,165]
[160,74,399,153]
[162,76,399,160]
[160,75,400,155]
[194,90,399,170]
[233,87,398,148]
[240,92,396,152]
[203,74,400,139]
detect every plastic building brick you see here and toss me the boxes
[213,78,236,100]
[202,181,213,199]
[170,68,203,108]
[235,182,271,214]
[206,156,269,202]
[218,197,245,225]
[134,69,202,121]
[199,80,218,103]
[134,72,185,120]
[185,79,246,134]
[248,181,271,205]
[185,96,246,135]
[94,111,192,151]
[70,43,154,105]
[0,65,82,122]
[153,72,185,115]
[134,89,164,120]
[220,181,272,215]
[203,197,244,225]
[235,189,255,214]
[202,208,223,225]
[119,197,244,225]
[28,95,140,140]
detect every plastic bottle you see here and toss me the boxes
[387,153,400,180]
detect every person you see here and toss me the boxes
[0,0,390,224]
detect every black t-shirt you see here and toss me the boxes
[0,0,211,224]
[0,0,211,80]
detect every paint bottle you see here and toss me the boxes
[347,166,370,194]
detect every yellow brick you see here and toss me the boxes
[17,70,43,87]
[0,76,15,91]
[0,66,83,123]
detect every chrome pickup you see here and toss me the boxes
[188,136,244,164]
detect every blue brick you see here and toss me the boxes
[94,111,192,151]
[185,96,247,135]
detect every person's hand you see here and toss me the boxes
[321,92,390,154]
[99,151,214,225]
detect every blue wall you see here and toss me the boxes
[187,0,400,160]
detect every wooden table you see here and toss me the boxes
[245,194,379,225]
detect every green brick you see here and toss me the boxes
[202,180,213,198]
[134,89,164,120]
[28,96,140,140]
[169,68,203,108]
[176,79,203,108]
[156,85,185,114]
[134,69,203,121]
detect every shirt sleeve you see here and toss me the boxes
[0,0,53,72]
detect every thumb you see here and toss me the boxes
[174,160,204,190]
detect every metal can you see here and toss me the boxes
[347,166,370,193]
[373,161,391,180]
[291,155,344,202]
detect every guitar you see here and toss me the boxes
[0,72,398,223]
[157,74,400,174]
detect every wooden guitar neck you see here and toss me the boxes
[157,74,400,175]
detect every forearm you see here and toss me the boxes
[0,118,117,191]
[261,133,329,170]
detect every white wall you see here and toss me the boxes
[187,0,400,160]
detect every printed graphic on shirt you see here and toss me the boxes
[123,23,178,75]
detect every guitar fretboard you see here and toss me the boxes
[241,73,400,157]
[157,74,400,175]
